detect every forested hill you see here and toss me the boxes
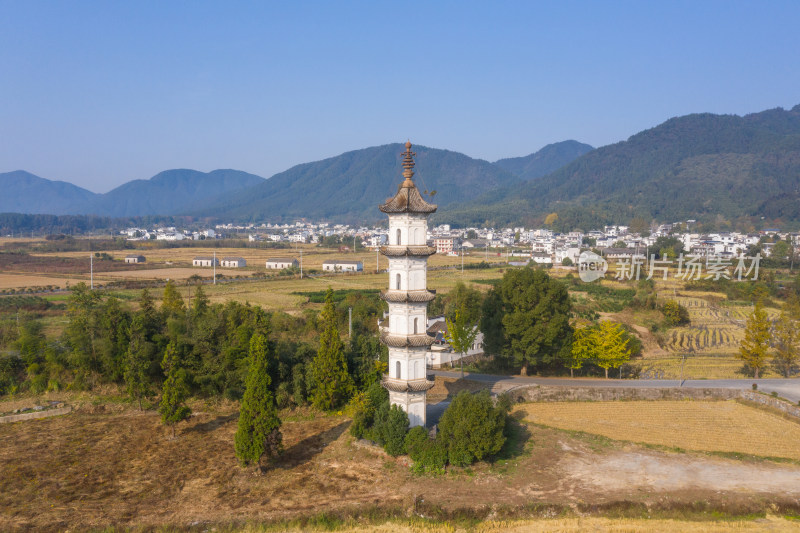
[494,140,594,181]
[194,144,522,223]
[440,105,800,230]
[88,169,266,216]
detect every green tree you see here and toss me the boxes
[161,280,185,316]
[437,390,506,466]
[443,282,483,324]
[480,269,572,374]
[772,240,791,265]
[125,314,153,410]
[191,284,209,317]
[772,311,798,378]
[310,288,353,410]
[738,303,771,379]
[444,308,479,377]
[377,404,409,456]
[235,333,283,468]
[158,341,191,437]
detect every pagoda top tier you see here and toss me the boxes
[379,142,437,215]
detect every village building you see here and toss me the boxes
[220,257,246,268]
[378,142,436,428]
[266,258,298,269]
[192,256,219,267]
[433,237,458,255]
[322,260,363,272]
[124,254,146,264]
[426,316,484,369]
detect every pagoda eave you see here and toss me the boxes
[380,332,435,348]
[380,245,436,258]
[382,376,435,392]
[380,289,436,303]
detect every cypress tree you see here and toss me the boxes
[125,314,153,410]
[310,288,353,410]
[235,333,283,468]
[159,341,191,437]
[161,280,185,316]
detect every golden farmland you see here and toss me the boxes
[517,400,800,460]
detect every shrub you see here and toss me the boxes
[661,300,690,326]
[381,404,410,456]
[406,426,447,475]
[349,381,388,439]
[437,391,507,466]
[561,257,573,266]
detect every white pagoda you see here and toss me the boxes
[379,141,437,427]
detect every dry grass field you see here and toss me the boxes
[3,388,800,531]
[32,243,498,271]
[150,267,505,312]
[0,273,79,290]
[517,400,800,460]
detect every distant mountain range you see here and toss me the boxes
[441,105,800,230]
[5,103,800,229]
[0,169,265,217]
[0,140,589,222]
[494,140,594,181]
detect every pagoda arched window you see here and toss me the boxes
[396,228,402,245]
[396,360,401,379]
[396,273,401,290]
[413,317,418,334]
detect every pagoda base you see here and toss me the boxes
[388,389,427,428]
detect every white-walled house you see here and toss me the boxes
[266,258,298,269]
[124,255,146,264]
[322,260,363,272]
[220,257,246,268]
[192,256,219,267]
[425,316,484,369]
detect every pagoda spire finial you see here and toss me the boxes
[401,141,415,186]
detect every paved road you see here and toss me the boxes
[426,370,800,426]
[430,369,800,403]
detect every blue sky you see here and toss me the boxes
[1,1,799,192]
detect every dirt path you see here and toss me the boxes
[561,448,800,494]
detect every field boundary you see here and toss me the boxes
[505,385,800,420]
[0,405,71,424]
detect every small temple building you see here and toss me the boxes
[379,141,437,427]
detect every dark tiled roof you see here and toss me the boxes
[379,182,437,214]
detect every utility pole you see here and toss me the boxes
[213,251,216,285]
[348,307,352,337]
[461,247,464,274]
[376,246,379,274]
[90,254,94,290]
[300,249,303,279]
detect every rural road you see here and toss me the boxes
[426,370,800,426]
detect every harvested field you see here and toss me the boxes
[0,273,82,290]
[101,267,244,280]
[33,244,495,271]
[517,400,800,460]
